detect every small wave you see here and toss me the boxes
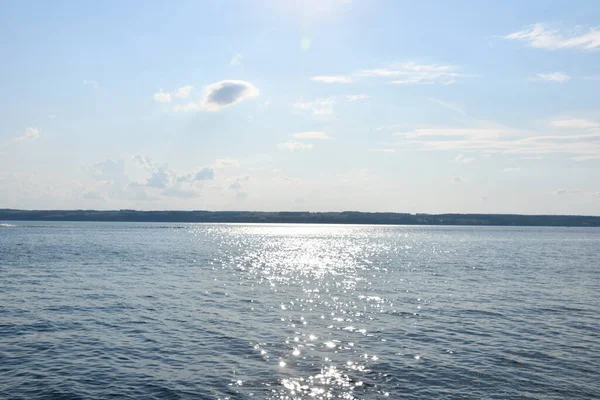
[0,223,15,227]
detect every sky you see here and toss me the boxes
[1,0,600,214]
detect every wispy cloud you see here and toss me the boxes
[153,91,172,103]
[346,94,369,102]
[429,98,467,117]
[277,141,313,151]
[230,53,242,67]
[134,155,176,189]
[194,167,215,181]
[83,80,99,89]
[375,124,407,131]
[536,72,570,82]
[503,167,522,172]
[310,75,352,83]
[505,23,600,50]
[311,61,472,85]
[214,158,240,168]
[153,85,194,103]
[90,159,127,187]
[291,131,331,140]
[572,154,600,161]
[396,127,515,139]
[368,148,396,153]
[386,123,600,159]
[293,97,335,116]
[451,154,475,164]
[550,118,600,129]
[377,62,466,84]
[177,166,216,183]
[556,189,582,195]
[13,127,40,142]
[174,85,193,98]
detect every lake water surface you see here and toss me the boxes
[1,222,599,399]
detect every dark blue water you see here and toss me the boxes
[1,222,599,399]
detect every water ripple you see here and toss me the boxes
[1,223,599,399]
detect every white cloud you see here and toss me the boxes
[360,62,464,85]
[346,94,369,102]
[503,167,522,172]
[230,53,242,67]
[452,154,475,164]
[291,131,331,140]
[536,72,570,82]
[90,159,126,184]
[360,62,454,76]
[83,80,99,89]
[550,118,599,129]
[312,107,334,116]
[154,85,194,103]
[13,127,40,142]
[174,85,193,98]
[173,81,259,111]
[214,158,240,168]
[311,62,470,85]
[153,91,172,103]
[387,122,600,159]
[293,97,335,115]
[453,176,467,184]
[87,155,227,203]
[199,80,259,111]
[134,155,176,189]
[277,141,313,151]
[397,127,514,139]
[310,75,352,83]
[368,148,396,153]
[572,154,600,161]
[229,182,242,190]
[375,124,407,131]
[391,78,433,85]
[194,167,215,180]
[505,24,600,50]
[172,102,197,111]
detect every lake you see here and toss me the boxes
[1,222,599,399]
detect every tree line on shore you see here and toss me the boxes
[1,209,600,227]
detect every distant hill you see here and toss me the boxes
[1,209,599,227]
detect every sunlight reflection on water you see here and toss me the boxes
[210,225,419,398]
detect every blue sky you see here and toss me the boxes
[1,0,600,214]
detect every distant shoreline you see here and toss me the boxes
[1,209,600,227]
